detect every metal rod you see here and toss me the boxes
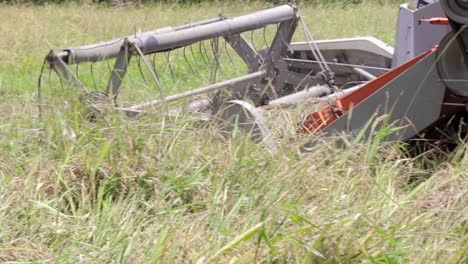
[267,85,331,106]
[260,83,364,110]
[440,79,468,82]
[59,16,226,64]
[352,67,377,80]
[129,70,265,110]
[321,84,363,101]
[442,102,466,106]
[130,42,163,94]
[284,58,390,72]
[134,5,296,54]
[46,51,87,91]
[59,5,296,65]
[105,42,132,97]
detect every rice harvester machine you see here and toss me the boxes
[42,0,468,153]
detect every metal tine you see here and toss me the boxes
[48,68,53,94]
[75,64,79,80]
[153,61,163,99]
[202,39,212,64]
[263,25,270,49]
[151,53,156,70]
[283,20,296,54]
[210,39,219,83]
[106,60,113,77]
[37,57,47,119]
[47,64,63,94]
[90,63,97,91]
[272,21,294,57]
[164,51,176,82]
[117,49,152,99]
[183,45,196,75]
[199,40,212,72]
[242,30,263,62]
[197,41,213,84]
[211,38,223,77]
[250,29,257,52]
[223,37,236,70]
[137,55,149,86]
[212,38,223,69]
[150,53,162,84]
[204,39,220,83]
[147,53,164,90]
[189,43,210,83]
[59,74,64,94]
[129,42,164,99]
[47,66,65,105]
[190,44,202,71]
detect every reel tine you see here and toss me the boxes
[130,42,164,99]
[151,53,163,87]
[37,57,47,119]
[48,67,52,93]
[211,38,223,78]
[137,56,149,86]
[211,38,220,65]
[190,43,210,83]
[210,39,218,83]
[183,45,196,75]
[164,51,176,82]
[202,40,212,64]
[75,64,79,80]
[199,40,211,72]
[59,75,64,94]
[216,38,223,71]
[106,60,113,78]
[151,53,156,70]
[224,37,236,69]
[203,39,219,83]
[263,25,270,49]
[152,60,163,98]
[250,29,258,53]
[90,63,97,91]
[248,29,264,64]
[151,54,162,88]
[190,44,201,70]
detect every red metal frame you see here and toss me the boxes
[301,47,439,133]
[419,17,449,25]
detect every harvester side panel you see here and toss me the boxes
[303,49,445,148]
[392,1,450,67]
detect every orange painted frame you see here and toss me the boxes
[302,47,439,133]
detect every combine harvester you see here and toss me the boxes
[42,0,467,153]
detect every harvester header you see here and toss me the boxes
[42,0,468,153]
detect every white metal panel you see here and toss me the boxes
[292,37,394,58]
[392,1,451,67]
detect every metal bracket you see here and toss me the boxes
[46,50,87,91]
[224,34,261,72]
[105,39,133,99]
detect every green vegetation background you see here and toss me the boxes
[1,0,408,5]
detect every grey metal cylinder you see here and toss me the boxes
[63,17,223,64]
[268,85,331,106]
[61,5,296,64]
[440,0,468,24]
[135,5,296,54]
